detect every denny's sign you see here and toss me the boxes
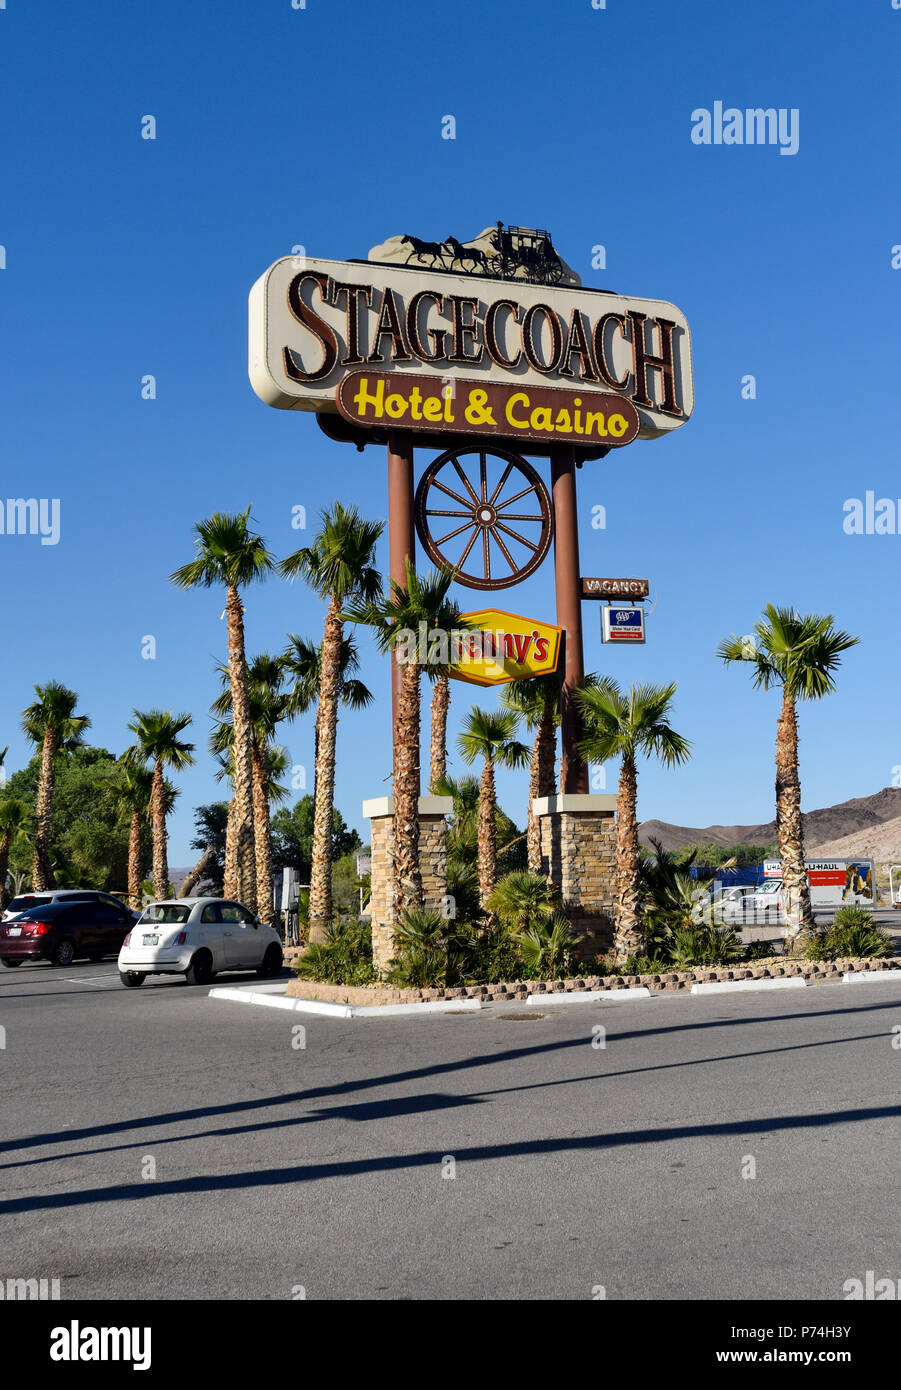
[448,610,562,687]
[249,256,693,441]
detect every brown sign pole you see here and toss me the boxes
[387,432,415,736]
[550,444,588,794]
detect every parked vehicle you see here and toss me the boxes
[117,897,283,988]
[1,888,137,924]
[0,897,136,967]
[718,858,876,926]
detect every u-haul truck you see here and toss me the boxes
[727,858,876,925]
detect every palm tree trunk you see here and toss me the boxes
[32,730,57,890]
[429,675,450,791]
[613,754,643,965]
[308,593,342,942]
[776,691,814,939]
[179,844,216,897]
[127,810,143,910]
[393,657,423,914]
[0,831,11,909]
[150,761,169,899]
[225,584,257,911]
[477,755,498,908]
[251,742,275,926]
[527,699,557,871]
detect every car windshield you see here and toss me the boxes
[7,895,53,913]
[139,904,191,925]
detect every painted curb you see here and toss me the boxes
[690,977,808,995]
[842,970,901,985]
[526,986,652,1006]
[208,987,482,1018]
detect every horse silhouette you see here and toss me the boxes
[401,234,445,266]
[443,236,490,272]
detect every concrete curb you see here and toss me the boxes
[526,986,652,1006]
[842,970,901,985]
[209,986,482,1018]
[690,977,808,995]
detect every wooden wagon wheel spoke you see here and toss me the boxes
[431,479,472,507]
[452,458,481,506]
[495,520,540,552]
[489,526,518,572]
[435,520,477,546]
[488,460,514,506]
[414,446,554,591]
[495,483,537,510]
[457,524,481,570]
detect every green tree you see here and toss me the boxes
[280,503,383,941]
[171,507,275,911]
[0,798,32,908]
[575,679,692,965]
[21,682,91,889]
[271,794,362,883]
[345,560,464,915]
[457,708,530,909]
[125,712,195,899]
[718,606,859,938]
[189,802,230,895]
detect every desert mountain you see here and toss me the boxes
[639,787,901,853]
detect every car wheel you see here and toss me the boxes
[0,957,23,967]
[257,944,283,978]
[185,950,213,986]
[52,938,76,967]
[119,970,146,988]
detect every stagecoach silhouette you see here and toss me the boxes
[491,222,565,285]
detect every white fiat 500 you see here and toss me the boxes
[117,897,283,988]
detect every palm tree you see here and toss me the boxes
[280,504,383,942]
[110,763,155,910]
[211,653,294,926]
[281,632,374,777]
[575,679,692,965]
[457,708,530,909]
[21,682,91,889]
[500,674,561,870]
[485,869,561,934]
[0,798,32,908]
[345,560,465,915]
[125,711,195,900]
[718,606,859,939]
[428,673,452,792]
[170,508,274,911]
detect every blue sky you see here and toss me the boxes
[1,0,899,863]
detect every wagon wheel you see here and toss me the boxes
[415,446,553,591]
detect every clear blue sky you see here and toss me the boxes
[1,0,898,863]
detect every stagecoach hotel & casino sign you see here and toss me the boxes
[248,252,693,444]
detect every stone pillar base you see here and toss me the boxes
[533,794,618,958]
[363,795,453,972]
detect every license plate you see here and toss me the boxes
[8,927,21,936]
[142,934,159,946]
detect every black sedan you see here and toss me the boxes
[0,898,135,967]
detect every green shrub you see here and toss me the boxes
[805,908,892,961]
[485,871,561,933]
[293,918,379,985]
[621,953,671,975]
[385,907,466,988]
[668,924,743,969]
[514,912,582,980]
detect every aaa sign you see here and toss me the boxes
[449,610,562,687]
